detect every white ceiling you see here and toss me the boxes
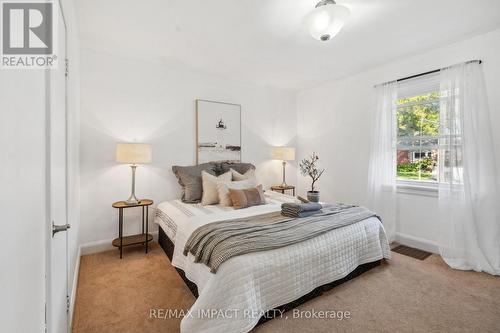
[75,0,500,90]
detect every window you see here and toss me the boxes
[412,151,432,160]
[396,74,440,185]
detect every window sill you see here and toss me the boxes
[396,182,438,197]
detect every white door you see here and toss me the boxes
[48,1,69,332]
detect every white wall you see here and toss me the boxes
[79,49,297,246]
[296,29,500,249]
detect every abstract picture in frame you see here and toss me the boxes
[196,99,241,164]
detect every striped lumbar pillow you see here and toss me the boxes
[217,178,258,206]
[228,185,266,209]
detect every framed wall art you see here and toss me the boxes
[196,99,241,164]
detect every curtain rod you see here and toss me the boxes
[375,59,482,87]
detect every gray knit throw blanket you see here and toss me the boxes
[183,204,379,273]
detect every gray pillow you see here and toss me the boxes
[172,163,217,203]
[220,162,255,175]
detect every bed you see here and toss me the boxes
[154,190,391,333]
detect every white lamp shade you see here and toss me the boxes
[116,143,152,164]
[305,3,350,41]
[272,147,296,161]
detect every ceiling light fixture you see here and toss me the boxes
[305,0,350,42]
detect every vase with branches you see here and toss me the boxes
[299,152,325,202]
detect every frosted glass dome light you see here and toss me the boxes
[305,0,350,41]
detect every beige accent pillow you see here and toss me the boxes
[231,168,256,181]
[201,170,232,205]
[229,185,266,209]
[217,178,258,206]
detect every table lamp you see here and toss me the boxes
[272,146,295,187]
[116,143,152,205]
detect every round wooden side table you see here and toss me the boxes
[112,199,154,259]
[270,185,295,196]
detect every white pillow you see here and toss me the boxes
[231,168,256,181]
[217,178,258,206]
[201,170,232,205]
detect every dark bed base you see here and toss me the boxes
[159,227,199,297]
[158,227,380,325]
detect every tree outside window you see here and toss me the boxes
[396,92,439,182]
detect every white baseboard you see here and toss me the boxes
[69,245,81,328]
[395,232,439,254]
[80,238,115,255]
[80,231,159,255]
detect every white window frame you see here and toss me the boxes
[395,74,440,193]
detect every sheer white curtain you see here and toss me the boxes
[367,81,398,242]
[438,61,500,275]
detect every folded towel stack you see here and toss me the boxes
[281,202,323,218]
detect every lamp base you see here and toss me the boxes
[124,164,139,205]
[281,161,288,188]
[124,194,139,205]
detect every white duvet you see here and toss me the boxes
[156,192,391,333]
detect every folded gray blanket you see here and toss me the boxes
[282,209,323,218]
[281,202,322,218]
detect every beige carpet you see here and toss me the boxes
[73,243,500,333]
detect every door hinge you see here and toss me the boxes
[65,58,69,77]
[66,295,70,313]
[44,302,47,332]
